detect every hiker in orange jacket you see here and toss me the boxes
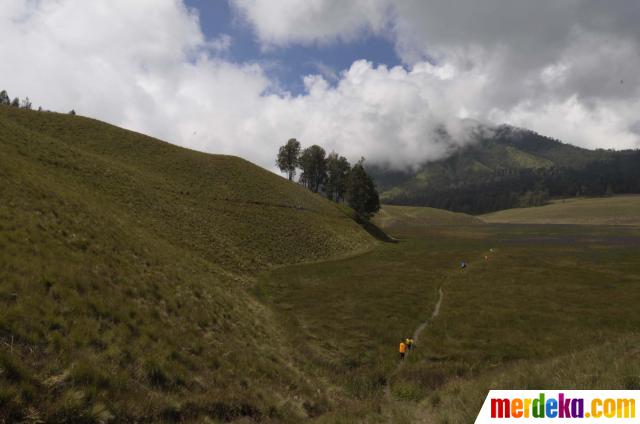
[399,339,407,360]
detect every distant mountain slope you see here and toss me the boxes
[481,195,640,225]
[0,106,374,421]
[369,126,640,214]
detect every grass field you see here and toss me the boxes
[373,205,482,236]
[3,105,640,422]
[482,195,640,225]
[258,222,640,422]
[0,105,375,422]
[256,239,443,420]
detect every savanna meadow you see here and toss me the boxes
[3,2,640,423]
[1,105,639,422]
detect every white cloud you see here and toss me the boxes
[207,33,233,52]
[1,0,638,175]
[232,0,640,159]
[307,61,339,82]
[0,0,273,162]
[230,0,391,48]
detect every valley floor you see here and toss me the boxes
[257,223,640,422]
[481,195,640,225]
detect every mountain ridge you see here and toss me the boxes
[369,125,640,214]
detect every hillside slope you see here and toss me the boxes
[0,106,374,422]
[370,126,640,214]
[481,195,640,225]
[421,335,640,422]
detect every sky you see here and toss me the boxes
[1,0,639,171]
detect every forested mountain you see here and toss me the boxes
[369,126,640,214]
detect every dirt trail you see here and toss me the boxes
[411,287,443,346]
[383,287,444,404]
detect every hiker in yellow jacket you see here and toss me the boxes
[406,337,414,351]
[399,339,407,360]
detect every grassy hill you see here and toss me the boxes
[0,106,375,422]
[373,205,482,237]
[370,126,640,214]
[482,195,640,225]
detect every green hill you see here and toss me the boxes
[0,106,375,422]
[373,205,482,236]
[370,126,640,214]
[481,195,640,225]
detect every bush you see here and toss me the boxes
[0,352,29,383]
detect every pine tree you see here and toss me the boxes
[0,90,10,105]
[346,159,380,219]
[299,145,327,193]
[276,138,301,180]
[21,97,32,110]
[325,152,350,202]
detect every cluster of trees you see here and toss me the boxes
[276,138,380,218]
[385,172,551,214]
[0,90,32,109]
[0,89,75,114]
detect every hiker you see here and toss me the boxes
[406,337,414,351]
[399,339,406,360]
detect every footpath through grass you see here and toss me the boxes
[258,223,640,422]
[411,224,640,422]
[256,240,442,419]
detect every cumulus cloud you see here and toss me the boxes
[230,0,391,47]
[249,60,493,169]
[1,0,639,174]
[233,0,640,158]
[0,0,273,163]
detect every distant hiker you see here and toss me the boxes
[460,261,467,269]
[484,255,489,261]
[399,340,407,360]
[406,337,414,351]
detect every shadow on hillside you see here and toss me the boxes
[356,216,398,243]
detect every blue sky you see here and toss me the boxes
[185,0,401,94]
